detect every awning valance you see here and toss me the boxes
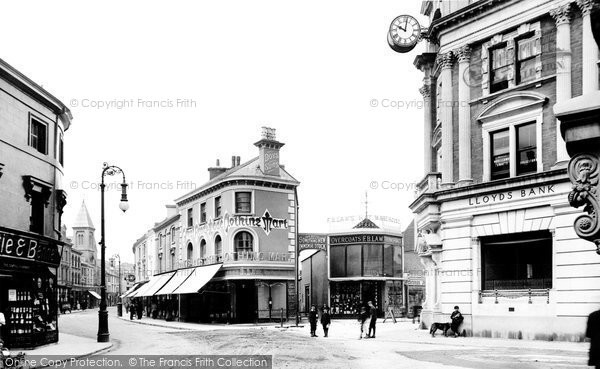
[88,290,101,299]
[135,272,175,297]
[155,268,194,296]
[172,264,222,295]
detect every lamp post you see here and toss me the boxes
[98,163,129,343]
[112,254,122,316]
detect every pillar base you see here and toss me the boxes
[440,182,455,190]
[456,179,474,187]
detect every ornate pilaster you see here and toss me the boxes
[549,3,572,25]
[420,84,433,174]
[576,0,599,93]
[456,46,472,185]
[437,52,455,186]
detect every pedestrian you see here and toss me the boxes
[450,305,464,338]
[129,300,135,320]
[136,299,143,320]
[367,301,378,338]
[321,306,331,337]
[308,305,318,337]
[586,308,600,369]
[358,305,369,339]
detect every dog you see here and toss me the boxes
[430,322,451,337]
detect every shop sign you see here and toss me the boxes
[468,185,556,206]
[0,227,62,266]
[407,279,424,286]
[8,289,16,302]
[329,234,384,245]
[182,209,288,239]
[298,233,327,253]
[126,274,136,282]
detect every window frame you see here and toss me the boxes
[187,208,193,228]
[28,115,48,155]
[490,128,510,180]
[234,191,253,214]
[234,231,254,254]
[489,42,509,93]
[515,122,538,176]
[200,202,207,224]
[214,196,222,218]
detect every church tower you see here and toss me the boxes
[72,200,98,267]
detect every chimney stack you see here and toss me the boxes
[236,156,241,166]
[166,204,177,218]
[208,159,227,180]
[231,155,236,168]
[254,127,284,176]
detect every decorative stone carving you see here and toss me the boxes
[436,52,454,70]
[576,0,598,16]
[550,3,572,25]
[455,45,471,63]
[419,85,431,99]
[56,189,67,215]
[0,163,4,179]
[568,153,600,253]
[22,175,52,207]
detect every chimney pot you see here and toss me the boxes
[236,156,241,166]
[231,156,236,168]
[216,159,220,166]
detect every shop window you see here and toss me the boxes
[490,44,509,93]
[200,202,207,223]
[516,123,537,175]
[330,246,346,278]
[29,117,47,154]
[383,245,394,277]
[393,245,403,278]
[215,196,222,218]
[187,208,193,227]
[481,231,552,290]
[490,129,510,180]
[363,245,383,277]
[235,192,251,214]
[234,231,253,253]
[215,235,222,259]
[346,245,362,277]
[516,35,539,84]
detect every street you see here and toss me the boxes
[55,308,589,369]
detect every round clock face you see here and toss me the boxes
[388,15,421,53]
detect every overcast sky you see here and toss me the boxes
[3,1,427,263]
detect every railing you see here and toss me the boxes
[416,172,442,196]
[484,279,552,291]
[479,288,550,304]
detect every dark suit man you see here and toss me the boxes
[587,309,600,369]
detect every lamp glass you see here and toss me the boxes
[119,200,129,212]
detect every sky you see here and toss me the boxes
[2,0,428,263]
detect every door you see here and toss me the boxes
[235,281,256,323]
[304,285,310,313]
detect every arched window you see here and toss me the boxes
[200,239,206,259]
[214,235,222,257]
[234,231,253,253]
[76,232,83,245]
[187,242,193,260]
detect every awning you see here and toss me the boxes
[172,264,222,295]
[121,282,145,298]
[128,276,163,298]
[134,272,175,297]
[88,290,101,299]
[155,268,194,296]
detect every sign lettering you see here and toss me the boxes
[0,228,62,266]
[468,185,555,206]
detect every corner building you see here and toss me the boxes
[130,128,299,323]
[410,0,600,341]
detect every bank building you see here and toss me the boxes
[126,128,299,323]
[409,0,600,340]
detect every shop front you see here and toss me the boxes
[328,232,404,318]
[0,226,64,348]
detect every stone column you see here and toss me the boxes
[438,52,455,186]
[456,46,472,185]
[577,0,599,93]
[420,84,433,175]
[550,4,573,166]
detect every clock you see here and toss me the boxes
[388,15,421,53]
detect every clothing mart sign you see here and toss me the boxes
[182,209,288,240]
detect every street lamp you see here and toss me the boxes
[112,254,122,316]
[98,163,129,343]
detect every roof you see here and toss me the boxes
[153,214,180,232]
[72,201,95,229]
[0,57,72,130]
[175,156,299,204]
[353,218,380,229]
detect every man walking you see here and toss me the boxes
[308,305,318,337]
[587,308,600,369]
[321,306,331,337]
[367,301,378,338]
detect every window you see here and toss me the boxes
[214,196,222,218]
[330,246,346,278]
[383,245,394,277]
[200,202,207,223]
[170,226,176,244]
[235,192,251,214]
[363,245,383,277]
[346,245,362,277]
[200,239,206,259]
[516,123,537,175]
[187,208,193,227]
[214,235,222,258]
[489,44,509,93]
[77,232,84,246]
[490,129,510,180]
[481,231,552,290]
[187,242,193,260]
[58,135,64,166]
[234,231,253,253]
[29,192,45,234]
[29,118,47,154]
[516,35,539,84]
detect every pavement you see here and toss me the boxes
[7,333,112,368]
